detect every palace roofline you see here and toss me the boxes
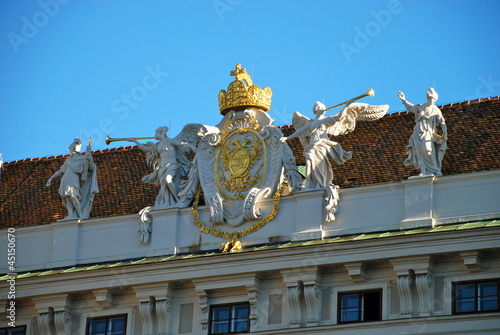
[1,97,500,228]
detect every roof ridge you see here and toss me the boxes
[387,95,500,115]
[3,96,500,165]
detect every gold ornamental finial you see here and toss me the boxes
[218,63,272,115]
[229,63,252,85]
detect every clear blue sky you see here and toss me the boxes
[1,0,499,162]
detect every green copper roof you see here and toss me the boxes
[1,219,499,281]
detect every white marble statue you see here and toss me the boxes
[282,100,389,189]
[46,138,99,220]
[281,100,389,221]
[398,88,448,177]
[129,125,206,209]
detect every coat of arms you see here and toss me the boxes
[172,64,303,249]
[118,63,387,252]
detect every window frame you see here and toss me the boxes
[85,314,128,335]
[208,302,250,335]
[337,289,382,324]
[452,279,499,315]
[0,325,26,335]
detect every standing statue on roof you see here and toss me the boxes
[281,89,389,221]
[398,88,448,177]
[46,137,99,220]
[128,125,211,209]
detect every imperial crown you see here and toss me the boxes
[218,64,273,115]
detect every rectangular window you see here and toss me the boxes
[338,289,382,323]
[453,279,499,314]
[209,303,250,334]
[86,314,127,335]
[0,326,26,335]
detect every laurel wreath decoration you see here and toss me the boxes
[191,181,287,251]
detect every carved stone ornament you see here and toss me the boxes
[138,206,153,244]
[179,64,302,250]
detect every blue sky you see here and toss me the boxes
[1,0,499,162]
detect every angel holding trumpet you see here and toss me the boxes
[121,124,216,209]
[127,126,197,209]
[281,89,389,220]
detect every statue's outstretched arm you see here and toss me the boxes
[398,91,414,112]
[283,124,308,142]
[128,138,153,152]
[47,168,63,186]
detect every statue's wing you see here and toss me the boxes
[292,111,311,146]
[143,142,158,169]
[173,123,219,177]
[174,123,219,152]
[325,102,389,136]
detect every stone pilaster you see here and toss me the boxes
[198,290,210,331]
[245,277,261,329]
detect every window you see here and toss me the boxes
[209,303,250,334]
[338,290,381,323]
[0,326,26,335]
[453,279,499,314]
[86,315,127,335]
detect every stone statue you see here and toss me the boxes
[282,100,389,189]
[129,125,208,209]
[46,138,99,220]
[281,99,389,221]
[398,88,448,177]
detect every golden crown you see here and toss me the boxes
[218,64,272,115]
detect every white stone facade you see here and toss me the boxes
[1,170,499,334]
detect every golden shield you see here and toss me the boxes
[215,128,266,200]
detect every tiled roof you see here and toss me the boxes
[284,96,500,187]
[0,146,157,227]
[2,219,498,281]
[1,97,500,228]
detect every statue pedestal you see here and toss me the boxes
[400,176,435,229]
[291,190,325,241]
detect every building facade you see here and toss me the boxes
[1,77,500,334]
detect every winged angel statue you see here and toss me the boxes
[129,124,215,209]
[282,99,389,221]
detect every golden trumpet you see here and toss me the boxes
[105,136,155,145]
[324,88,375,111]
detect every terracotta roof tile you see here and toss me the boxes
[1,97,499,228]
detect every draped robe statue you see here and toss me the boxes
[398,88,448,177]
[47,138,99,220]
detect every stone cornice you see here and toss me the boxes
[4,225,499,299]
